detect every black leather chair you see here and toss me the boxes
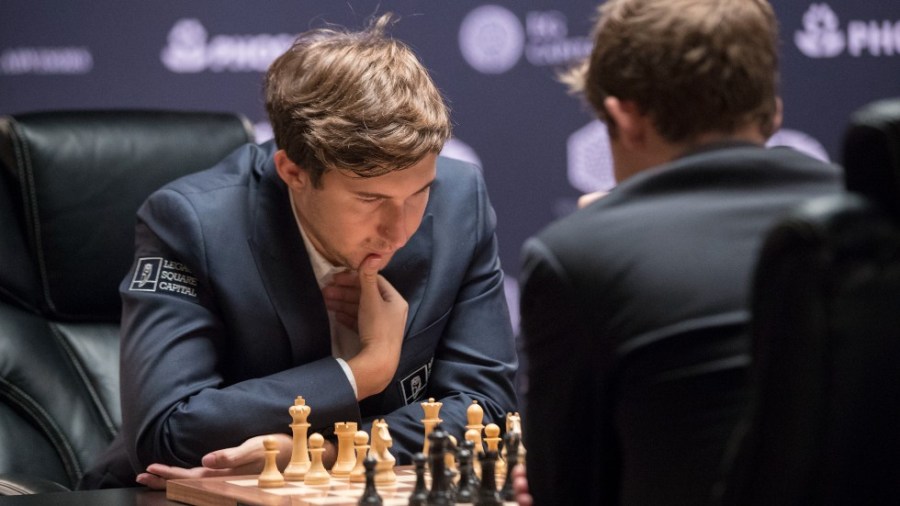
[0,110,254,494]
[716,97,900,505]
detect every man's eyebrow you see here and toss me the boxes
[354,179,435,199]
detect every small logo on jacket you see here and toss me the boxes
[400,359,433,405]
[130,258,162,291]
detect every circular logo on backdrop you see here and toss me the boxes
[567,120,617,193]
[459,5,525,74]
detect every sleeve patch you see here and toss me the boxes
[129,257,198,299]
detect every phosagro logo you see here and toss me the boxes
[795,4,845,58]
[161,18,295,73]
[796,3,900,58]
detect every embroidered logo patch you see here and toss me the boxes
[129,257,198,299]
[129,257,162,291]
[400,358,433,405]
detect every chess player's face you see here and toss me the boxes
[286,152,436,272]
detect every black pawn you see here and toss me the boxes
[408,452,428,506]
[359,456,382,506]
[460,439,480,491]
[454,446,476,503]
[500,432,520,501]
[475,450,502,506]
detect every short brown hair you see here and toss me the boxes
[265,14,451,186]
[564,0,780,142]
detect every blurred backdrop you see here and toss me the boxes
[2,1,898,331]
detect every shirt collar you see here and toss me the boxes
[288,191,347,288]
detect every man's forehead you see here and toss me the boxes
[326,160,436,193]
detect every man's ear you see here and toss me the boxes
[274,150,309,190]
[772,97,784,133]
[605,97,648,150]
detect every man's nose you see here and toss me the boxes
[378,204,409,250]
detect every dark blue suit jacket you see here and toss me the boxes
[520,144,840,506]
[90,141,517,485]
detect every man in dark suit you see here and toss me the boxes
[517,0,840,504]
[81,14,517,489]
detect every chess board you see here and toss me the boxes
[166,466,517,506]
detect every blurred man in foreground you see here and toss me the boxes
[518,0,840,504]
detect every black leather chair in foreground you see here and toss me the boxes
[716,97,900,505]
[0,110,253,494]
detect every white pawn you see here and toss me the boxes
[465,428,483,478]
[257,436,285,488]
[350,430,370,483]
[446,434,458,479]
[304,433,330,485]
[484,423,506,481]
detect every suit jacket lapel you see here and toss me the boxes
[248,161,331,365]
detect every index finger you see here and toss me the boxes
[202,438,264,469]
[358,254,384,288]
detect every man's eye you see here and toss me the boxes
[359,196,381,203]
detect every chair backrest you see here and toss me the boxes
[716,97,900,505]
[0,110,254,490]
[842,97,900,218]
[615,314,751,505]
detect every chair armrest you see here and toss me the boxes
[0,473,71,495]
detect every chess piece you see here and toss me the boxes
[475,451,502,506]
[465,401,485,446]
[350,430,370,483]
[500,432,520,501]
[465,428,483,478]
[257,436,285,488]
[370,419,397,484]
[460,439,480,489]
[304,433,330,485]
[358,456,382,506]
[420,397,443,455]
[445,434,458,479]
[427,425,454,506]
[332,421,358,477]
[455,444,477,504]
[465,400,485,478]
[408,452,429,506]
[483,423,506,482]
[505,412,526,466]
[284,396,311,480]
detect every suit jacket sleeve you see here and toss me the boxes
[520,237,619,506]
[119,187,357,471]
